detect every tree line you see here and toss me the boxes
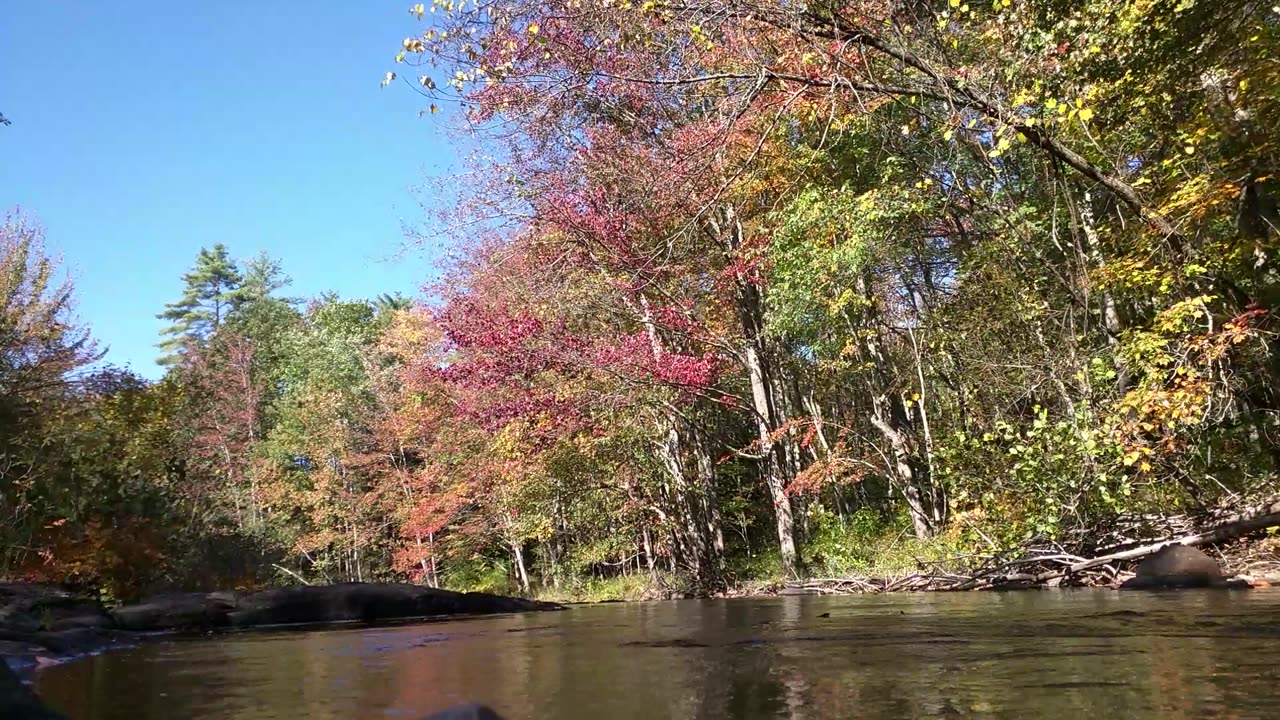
[2,0,1277,600]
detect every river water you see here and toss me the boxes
[34,589,1280,719]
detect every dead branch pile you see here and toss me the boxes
[765,497,1280,595]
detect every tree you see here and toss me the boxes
[235,251,295,308]
[16,0,1280,598]
[386,0,1278,586]
[374,293,412,316]
[255,297,393,582]
[0,212,100,573]
[157,244,243,365]
[224,251,303,397]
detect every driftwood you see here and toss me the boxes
[772,497,1280,595]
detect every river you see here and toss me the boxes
[33,589,1280,719]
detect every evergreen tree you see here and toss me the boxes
[226,251,304,395]
[234,251,296,310]
[156,244,242,365]
[373,292,412,316]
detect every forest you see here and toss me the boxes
[2,0,1278,601]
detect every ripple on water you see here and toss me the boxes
[32,591,1280,720]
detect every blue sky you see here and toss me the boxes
[1,1,455,378]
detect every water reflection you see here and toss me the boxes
[36,589,1280,719]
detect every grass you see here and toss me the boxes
[533,574,656,604]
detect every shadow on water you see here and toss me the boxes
[34,589,1280,719]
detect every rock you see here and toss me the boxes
[0,641,46,657]
[30,628,125,655]
[0,584,110,634]
[469,591,562,612]
[46,614,113,632]
[621,638,709,648]
[1119,545,1226,590]
[227,583,561,628]
[0,581,559,665]
[424,705,505,720]
[0,659,66,720]
[110,592,237,632]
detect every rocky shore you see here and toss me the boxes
[0,582,562,675]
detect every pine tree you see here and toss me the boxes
[234,251,296,310]
[373,292,412,315]
[156,244,243,365]
[225,251,304,390]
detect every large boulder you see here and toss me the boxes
[0,585,126,668]
[0,584,110,634]
[228,583,561,628]
[0,660,65,720]
[0,581,559,642]
[110,592,238,632]
[1119,545,1226,589]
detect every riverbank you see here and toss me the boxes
[531,530,1280,604]
[0,582,562,676]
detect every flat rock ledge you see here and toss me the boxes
[1,582,561,672]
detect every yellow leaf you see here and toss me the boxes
[527,22,540,34]
[943,129,954,141]
[1078,107,1094,122]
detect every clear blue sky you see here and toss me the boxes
[1,1,454,379]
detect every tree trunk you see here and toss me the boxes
[745,342,800,577]
[694,434,726,556]
[639,293,725,589]
[854,274,937,538]
[512,542,531,593]
[716,207,802,579]
[641,526,658,582]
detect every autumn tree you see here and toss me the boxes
[389,0,1278,583]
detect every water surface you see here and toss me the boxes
[36,589,1280,719]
